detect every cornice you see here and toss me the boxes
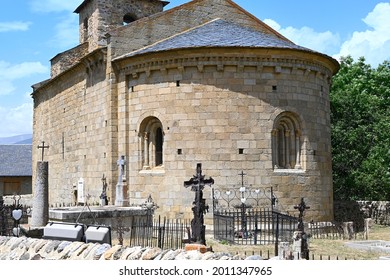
[115,51,334,82]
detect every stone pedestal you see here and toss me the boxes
[115,182,129,207]
[277,242,291,260]
[292,231,309,260]
[31,162,49,228]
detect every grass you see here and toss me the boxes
[206,224,390,260]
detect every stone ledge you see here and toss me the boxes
[0,236,261,260]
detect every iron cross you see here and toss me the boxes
[37,141,50,161]
[294,198,310,232]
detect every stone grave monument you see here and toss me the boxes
[30,141,50,236]
[115,155,128,207]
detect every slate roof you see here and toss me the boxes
[117,19,313,60]
[0,145,32,177]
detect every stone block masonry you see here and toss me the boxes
[32,0,339,224]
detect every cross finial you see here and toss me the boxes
[239,170,246,187]
[37,141,50,161]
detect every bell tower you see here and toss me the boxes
[74,0,169,51]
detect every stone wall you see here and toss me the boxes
[33,49,116,207]
[117,48,335,221]
[0,236,256,260]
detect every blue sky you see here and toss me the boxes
[0,0,389,138]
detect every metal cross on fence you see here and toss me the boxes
[37,141,50,161]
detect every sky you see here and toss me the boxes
[0,0,389,138]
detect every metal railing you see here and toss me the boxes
[213,208,298,245]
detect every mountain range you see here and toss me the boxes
[0,134,33,144]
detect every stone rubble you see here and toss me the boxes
[0,236,262,260]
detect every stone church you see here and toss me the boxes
[31,0,339,221]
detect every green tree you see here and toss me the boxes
[330,56,390,201]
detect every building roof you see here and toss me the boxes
[0,145,32,177]
[116,19,313,60]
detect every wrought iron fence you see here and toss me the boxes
[213,208,298,245]
[307,221,366,240]
[212,186,276,211]
[0,199,30,237]
[112,215,191,250]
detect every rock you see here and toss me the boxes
[161,249,183,260]
[93,243,111,260]
[102,245,122,260]
[127,247,146,260]
[20,252,30,260]
[141,247,162,260]
[245,255,263,260]
[119,247,140,260]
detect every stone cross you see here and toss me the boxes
[117,155,126,183]
[37,141,49,161]
[184,163,214,245]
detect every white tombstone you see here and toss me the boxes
[77,178,85,204]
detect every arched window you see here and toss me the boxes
[272,112,302,170]
[139,117,164,169]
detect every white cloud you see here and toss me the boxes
[30,0,82,13]
[335,3,390,66]
[0,21,32,32]
[29,0,80,50]
[0,61,48,95]
[263,19,341,56]
[0,103,33,138]
[50,15,79,49]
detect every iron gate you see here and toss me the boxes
[213,208,298,245]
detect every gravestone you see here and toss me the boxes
[77,178,85,204]
[115,155,129,207]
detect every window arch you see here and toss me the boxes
[272,112,302,170]
[139,117,164,169]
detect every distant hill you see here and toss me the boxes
[0,134,33,144]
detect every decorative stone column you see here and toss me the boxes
[31,162,49,228]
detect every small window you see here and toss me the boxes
[83,18,89,41]
[123,14,136,25]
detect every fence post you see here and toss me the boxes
[0,195,6,236]
[254,212,258,245]
[157,215,162,249]
[274,213,279,257]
